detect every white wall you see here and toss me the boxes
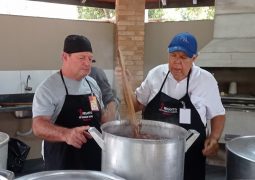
[0,14,115,70]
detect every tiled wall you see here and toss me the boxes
[0,70,54,94]
[0,69,114,95]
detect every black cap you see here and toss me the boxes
[63,35,92,53]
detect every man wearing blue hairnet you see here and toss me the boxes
[119,32,225,180]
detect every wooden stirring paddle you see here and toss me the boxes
[117,49,140,137]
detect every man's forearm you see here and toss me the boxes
[210,115,225,141]
[32,116,68,142]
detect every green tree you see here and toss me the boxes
[148,9,164,19]
[175,7,215,20]
[78,6,115,20]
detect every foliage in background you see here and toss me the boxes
[175,7,215,20]
[78,6,215,21]
[148,9,164,19]
[78,6,115,19]
[148,7,215,21]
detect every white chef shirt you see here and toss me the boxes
[136,63,225,125]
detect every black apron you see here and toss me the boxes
[143,70,206,180]
[44,70,102,170]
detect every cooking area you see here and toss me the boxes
[1,0,255,179]
[204,67,255,144]
[198,0,255,177]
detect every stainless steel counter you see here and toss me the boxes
[0,93,33,113]
[0,105,32,113]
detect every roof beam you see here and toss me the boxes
[28,0,214,9]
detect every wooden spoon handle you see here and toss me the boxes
[117,49,139,131]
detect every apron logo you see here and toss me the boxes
[78,108,93,122]
[159,103,178,115]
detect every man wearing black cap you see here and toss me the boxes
[118,32,225,180]
[32,34,112,170]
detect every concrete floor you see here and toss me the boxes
[206,164,225,180]
[15,158,226,179]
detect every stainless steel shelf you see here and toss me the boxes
[224,105,255,112]
[222,96,255,104]
[222,96,255,112]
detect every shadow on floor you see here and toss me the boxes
[15,158,44,178]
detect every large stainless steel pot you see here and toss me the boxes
[226,136,255,180]
[15,170,125,180]
[89,120,199,180]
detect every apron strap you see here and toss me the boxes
[85,78,94,96]
[59,70,95,96]
[186,69,192,93]
[160,69,191,93]
[159,71,170,92]
[60,69,69,95]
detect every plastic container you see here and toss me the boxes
[0,132,10,169]
[0,169,14,180]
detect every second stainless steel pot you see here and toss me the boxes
[89,120,199,180]
[226,136,255,180]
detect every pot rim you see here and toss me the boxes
[101,120,188,143]
[15,170,125,180]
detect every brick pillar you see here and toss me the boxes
[115,0,145,119]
